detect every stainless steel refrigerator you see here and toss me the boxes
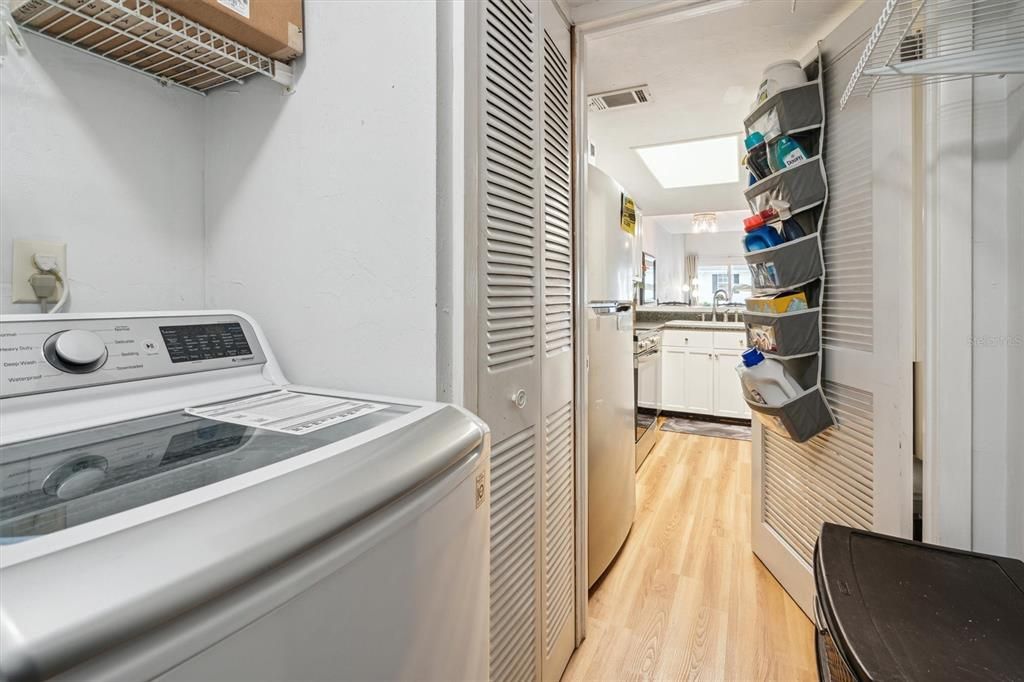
[585,164,637,586]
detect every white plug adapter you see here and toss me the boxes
[33,253,60,273]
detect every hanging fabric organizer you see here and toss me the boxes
[741,46,836,443]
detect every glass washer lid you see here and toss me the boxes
[0,392,415,543]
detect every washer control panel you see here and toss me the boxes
[0,314,266,397]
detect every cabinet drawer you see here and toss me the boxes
[663,329,713,348]
[714,331,748,350]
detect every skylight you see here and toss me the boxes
[635,135,740,189]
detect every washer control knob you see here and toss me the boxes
[44,330,109,373]
[55,330,106,365]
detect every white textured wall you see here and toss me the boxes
[1,35,205,314]
[639,222,686,303]
[682,231,746,263]
[202,0,438,400]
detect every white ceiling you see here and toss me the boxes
[585,0,857,217]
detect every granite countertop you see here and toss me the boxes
[635,320,746,333]
[663,320,745,331]
[635,305,746,332]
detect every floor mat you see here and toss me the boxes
[660,416,751,441]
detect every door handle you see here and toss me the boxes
[512,389,527,409]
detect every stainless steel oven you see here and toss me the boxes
[634,328,661,470]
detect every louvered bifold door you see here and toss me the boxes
[538,2,574,681]
[478,1,542,681]
[750,6,914,618]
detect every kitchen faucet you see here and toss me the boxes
[713,289,729,322]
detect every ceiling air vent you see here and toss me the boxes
[588,85,653,112]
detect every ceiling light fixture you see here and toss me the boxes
[692,212,719,233]
[635,135,740,189]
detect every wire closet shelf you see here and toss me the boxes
[842,0,1024,109]
[10,0,293,94]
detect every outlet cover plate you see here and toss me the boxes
[11,240,68,304]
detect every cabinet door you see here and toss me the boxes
[661,348,687,412]
[714,351,750,418]
[683,351,714,415]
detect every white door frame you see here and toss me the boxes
[436,0,479,410]
[920,77,974,550]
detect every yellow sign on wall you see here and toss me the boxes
[620,194,636,235]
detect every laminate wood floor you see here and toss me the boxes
[561,430,816,682]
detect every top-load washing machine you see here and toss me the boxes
[0,311,490,682]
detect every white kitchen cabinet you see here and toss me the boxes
[683,350,714,415]
[660,326,751,420]
[660,347,714,415]
[714,350,751,418]
[661,347,688,412]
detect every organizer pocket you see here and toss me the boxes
[744,307,820,357]
[744,81,823,141]
[744,156,826,215]
[745,385,835,443]
[744,233,823,290]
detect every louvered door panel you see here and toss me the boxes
[478,2,574,679]
[483,0,536,376]
[543,403,573,654]
[541,29,572,357]
[479,1,543,681]
[538,7,575,680]
[822,38,873,352]
[763,381,875,563]
[490,427,538,682]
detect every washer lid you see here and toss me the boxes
[0,399,485,682]
[817,523,1024,681]
[0,391,416,541]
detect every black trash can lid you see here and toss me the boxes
[817,523,1024,682]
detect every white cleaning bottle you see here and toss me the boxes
[736,347,803,406]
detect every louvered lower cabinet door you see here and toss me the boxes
[477,0,574,680]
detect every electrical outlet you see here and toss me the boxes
[11,240,68,304]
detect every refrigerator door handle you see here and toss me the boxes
[587,302,633,314]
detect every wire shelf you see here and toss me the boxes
[842,0,1024,109]
[11,0,293,94]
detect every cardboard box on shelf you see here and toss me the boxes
[745,291,808,314]
[157,0,304,61]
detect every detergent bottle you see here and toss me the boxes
[742,214,784,252]
[735,348,804,406]
[767,135,808,173]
